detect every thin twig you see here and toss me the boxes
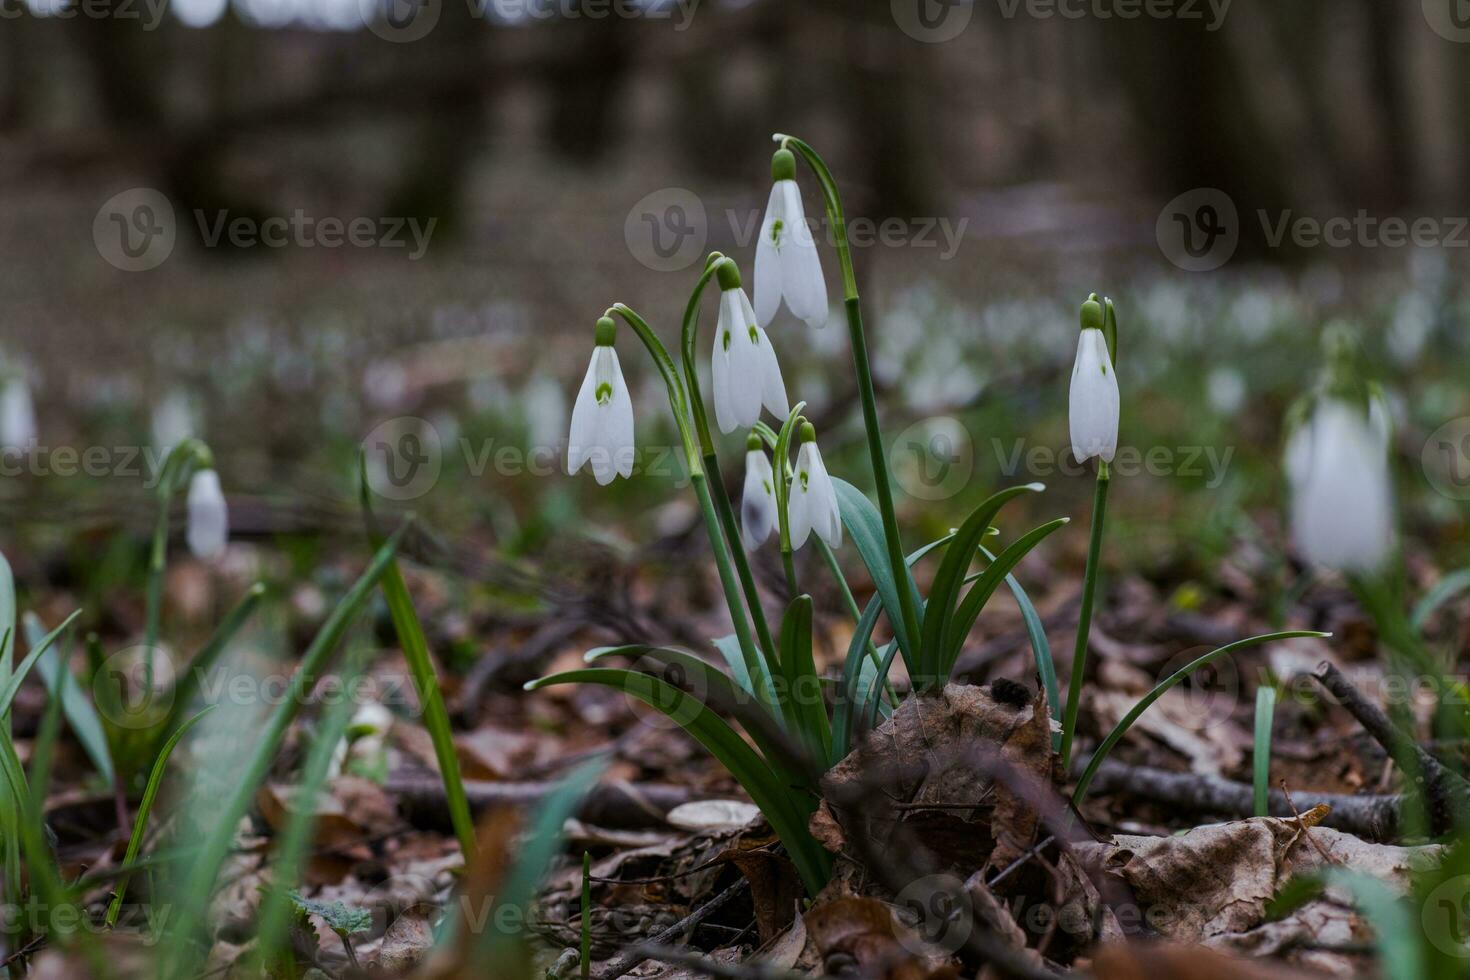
[592,878,750,980]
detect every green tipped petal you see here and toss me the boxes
[594,316,616,347]
[771,148,796,182]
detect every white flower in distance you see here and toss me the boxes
[1,377,36,450]
[1286,398,1395,574]
[1068,298,1119,464]
[711,260,789,434]
[754,148,828,329]
[567,317,635,486]
[787,422,842,550]
[740,435,778,550]
[186,468,228,560]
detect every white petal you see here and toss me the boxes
[787,443,818,550]
[711,294,739,434]
[753,182,784,328]
[737,291,789,420]
[741,450,777,550]
[1068,329,1119,462]
[566,351,601,475]
[1,381,36,449]
[587,348,634,485]
[776,181,828,328]
[1288,400,1395,573]
[724,290,764,429]
[186,469,228,559]
[804,446,843,548]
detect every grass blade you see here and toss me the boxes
[832,477,924,675]
[167,526,407,976]
[526,668,830,894]
[1411,567,1470,631]
[160,582,267,738]
[982,544,1061,748]
[777,595,830,763]
[106,706,215,926]
[26,611,114,783]
[1072,630,1328,802]
[0,611,81,716]
[1253,686,1277,817]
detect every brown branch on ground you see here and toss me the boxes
[387,775,701,831]
[1078,757,1401,839]
[1311,661,1470,831]
[593,878,751,980]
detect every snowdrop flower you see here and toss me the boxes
[1286,398,1394,574]
[0,377,36,449]
[754,148,828,329]
[186,468,228,560]
[740,434,778,550]
[787,422,841,550]
[567,316,635,485]
[710,260,789,434]
[152,389,196,459]
[1068,296,1119,464]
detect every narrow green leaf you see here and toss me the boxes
[0,611,81,717]
[833,595,886,765]
[160,582,267,738]
[1253,686,1277,817]
[918,483,1044,687]
[942,518,1069,677]
[527,669,830,894]
[1072,631,1327,802]
[982,545,1061,749]
[0,551,16,714]
[778,596,830,763]
[832,477,924,675]
[1411,567,1470,631]
[27,612,114,783]
[167,526,407,978]
[106,706,215,926]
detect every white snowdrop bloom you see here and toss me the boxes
[787,423,841,550]
[0,377,36,449]
[1206,367,1247,416]
[566,317,635,486]
[186,468,228,560]
[1068,299,1119,464]
[1286,399,1395,574]
[522,373,567,453]
[710,261,789,434]
[740,437,778,551]
[753,149,828,329]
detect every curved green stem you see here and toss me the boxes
[775,134,921,660]
[1060,460,1110,771]
[143,438,214,685]
[676,255,778,663]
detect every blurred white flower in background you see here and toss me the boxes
[186,468,229,560]
[1285,398,1394,574]
[0,377,37,450]
[521,373,567,453]
[152,389,199,459]
[1206,367,1247,416]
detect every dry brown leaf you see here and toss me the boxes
[804,896,958,980]
[1092,940,1320,979]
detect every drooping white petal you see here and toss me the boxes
[788,441,841,550]
[737,290,789,420]
[711,290,740,433]
[740,449,778,550]
[713,289,767,431]
[776,180,828,329]
[753,181,785,328]
[186,468,228,560]
[1068,328,1120,463]
[567,347,634,485]
[1,379,36,450]
[1287,400,1395,573]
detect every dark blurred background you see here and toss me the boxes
[1,0,1468,580]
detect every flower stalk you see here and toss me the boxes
[773,134,921,656]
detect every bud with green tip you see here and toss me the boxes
[740,431,778,550]
[1068,293,1120,464]
[787,420,842,550]
[711,258,790,434]
[567,315,635,485]
[754,148,828,329]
